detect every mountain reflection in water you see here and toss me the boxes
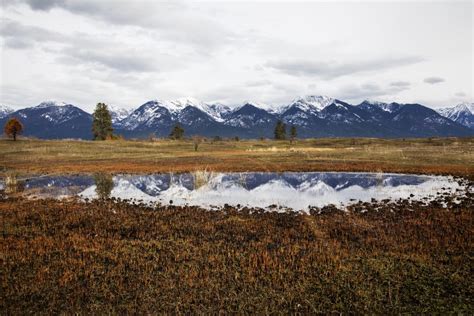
[1,172,462,211]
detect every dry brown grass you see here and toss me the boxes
[1,197,473,314]
[1,137,473,313]
[1,137,473,176]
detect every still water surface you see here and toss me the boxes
[1,172,464,211]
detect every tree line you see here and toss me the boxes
[3,103,298,142]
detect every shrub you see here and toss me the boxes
[4,117,23,141]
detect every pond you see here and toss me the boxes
[1,172,467,211]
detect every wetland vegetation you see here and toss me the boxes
[1,137,473,313]
[0,137,473,176]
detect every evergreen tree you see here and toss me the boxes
[92,103,113,140]
[290,125,297,143]
[169,124,185,140]
[274,120,286,140]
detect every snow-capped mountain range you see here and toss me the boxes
[0,101,92,139]
[1,97,473,139]
[436,102,474,129]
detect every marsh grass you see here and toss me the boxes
[0,137,473,176]
[0,197,472,314]
[192,168,215,189]
[4,171,24,194]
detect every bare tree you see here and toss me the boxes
[192,135,204,151]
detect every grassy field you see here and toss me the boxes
[1,198,473,314]
[1,137,473,313]
[1,137,473,176]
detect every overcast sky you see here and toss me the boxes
[0,0,472,112]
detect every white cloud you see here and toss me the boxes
[0,1,472,110]
[265,56,424,79]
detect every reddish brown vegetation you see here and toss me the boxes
[1,137,473,176]
[1,195,473,314]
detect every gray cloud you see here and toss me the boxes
[202,80,303,106]
[455,91,466,97]
[10,0,239,53]
[424,76,445,84]
[245,79,272,87]
[2,37,34,49]
[23,0,63,10]
[390,81,411,87]
[1,1,470,110]
[0,19,67,48]
[337,81,411,101]
[338,83,384,100]
[0,19,174,73]
[59,47,158,73]
[265,56,424,79]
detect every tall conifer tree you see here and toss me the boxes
[92,103,113,140]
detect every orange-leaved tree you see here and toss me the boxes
[4,117,23,141]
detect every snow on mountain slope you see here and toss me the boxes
[117,100,171,129]
[358,100,403,113]
[108,105,133,123]
[160,97,200,114]
[238,101,283,114]
[120,98,233,125]
[284,95,336,113]
[467,102,474,113]
[157,97,232,122]
[202,102,232,121]
[41,105,83,123]
[23,101,88,124]
[437,102,474,129]
[224,103,278,128]
[0,105,14,119]
[439,103,473,116]
[0,101,93,139]
[35,101,69,108]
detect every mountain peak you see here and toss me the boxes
[36,101,69,108]
[126,98,232,124]
[455,102,474,114]
[0,105,14,119]
[359,100,401,113]
[240,101,282,113]
[287,95,336,112]
[296,95,334,103]
[361,99,387,106]
[438,103,473,117]
[0,104,14,110]
[436,102,474,129]
[158,98,203,113]
[145,98,207,115]
[108,105,133,123]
